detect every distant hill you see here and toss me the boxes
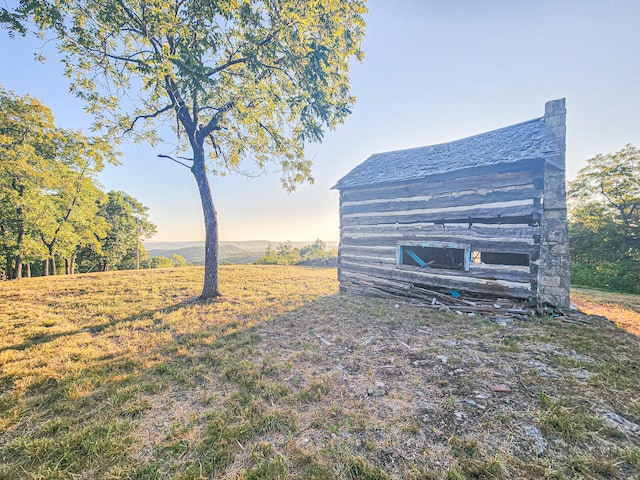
[145,240,338,265]
[147,243,260,265]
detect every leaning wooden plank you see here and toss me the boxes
[340,263,532,299]
[403,248,429,267]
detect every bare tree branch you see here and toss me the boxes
[123,104,175,135]
[158,154,192,169]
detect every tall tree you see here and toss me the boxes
[0,87,59,278]
[0,87,116,277]
[568,144,640,292]
[99,190,156,272]
[8,0,366,298]
[36,130,114,275]
[569,144,640,249]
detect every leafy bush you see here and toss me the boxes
[571,261,640,294]
[256,240,336,266]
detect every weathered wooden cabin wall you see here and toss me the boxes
[338,161,546,302]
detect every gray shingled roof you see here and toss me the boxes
[333,117,560,190]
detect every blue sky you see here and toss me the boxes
[1,0,639,242]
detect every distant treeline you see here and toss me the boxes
[256,240,337,266]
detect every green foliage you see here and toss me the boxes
[7,0,367,297]
[26,0,367,186]
[0,87,118,278]
[172,254,187,267]
[257,239,336,265]
[569,144,640,293]
[76,190,157,272]
[150,256,173,269]
[300,239,330,261]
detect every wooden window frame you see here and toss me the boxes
[396,241,471,271]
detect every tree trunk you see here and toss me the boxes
[5,254,14,280]
[15,253,23,279]
[13,185,25,280]
[26,262,31,278]
[70,254,75,275]
[191,149,220,299]
[49,247,57,276]
[43,258,49,276]
[15,208,24,280]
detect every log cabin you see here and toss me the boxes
[333,99,570,307]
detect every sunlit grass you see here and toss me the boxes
[1,269,639,479]
[572,287,640,336]
[0,266,337,479]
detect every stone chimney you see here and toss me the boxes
[538,98,570,308]
[544,98,567,165]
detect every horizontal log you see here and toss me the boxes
[340,268,532,299]
[342,223,541,240]
[339,160,545,203]
[340,185,542,216]
[340,235,540,256]
[340,245,397,258]
[340,258,534,285]
[343,199,534,220]
[341,205,543,227]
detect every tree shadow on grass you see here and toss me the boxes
[0,297,206,353]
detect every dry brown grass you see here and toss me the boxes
[1,267,639,479]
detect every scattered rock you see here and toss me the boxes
[491,317,514,326]
[572,370,592,381]
[524,425,547,455]
[464,399,486,410]
[473,392,489,400]
[359,336,375,346]
[454,411,466,421]
[436,355,449,364]
[603,412,640,436]
[568,353,596,364]
[536,368,559,378]
[489,384,512,393]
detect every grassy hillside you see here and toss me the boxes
[0,268,639,479]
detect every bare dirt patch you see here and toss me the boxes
[137,292,640,479]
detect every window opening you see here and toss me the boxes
[479,252,530,266]
[397,242,470,271]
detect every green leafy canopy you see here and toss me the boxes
[568,144,640,292]
[19,0,367,191]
